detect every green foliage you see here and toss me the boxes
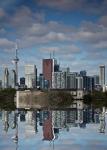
[83,91,107,108]
[47,91,74,108]
[83,94,92,105]
[0,88,16,110]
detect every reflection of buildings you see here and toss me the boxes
[52,111,66,128]
[2,111,9,133]
[0,108,103,146]
[20,111,26,122]
[43,111,54,141]
[43,59,54,88]
[99,113,105,133]
[25,111,37,135]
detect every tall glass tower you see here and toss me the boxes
[99,65,105,87]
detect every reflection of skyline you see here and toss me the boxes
[43,111,54,141]
[0,108,107,150]
[25,111,38,136]
[0,108,106,137]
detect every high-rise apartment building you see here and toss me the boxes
[25,65,37,88]
[99,65,105,87]
[52,71,67,89]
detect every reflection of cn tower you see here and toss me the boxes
[13,44,19,85]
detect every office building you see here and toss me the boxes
[80,70,87,76]
[43,59,54,88]
[87,76,94,92]
[20,77,25,85]
[39,74,45,89]
[20,77,26,88]
[99,65,105,87]
[25,65,37,88]
[54,64,60,72]
[43,58,58,88]
[93,75,99,85]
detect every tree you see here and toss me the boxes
[47,91,74,108]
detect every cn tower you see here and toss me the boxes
[13,44,19,85]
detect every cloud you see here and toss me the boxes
[0,38,15,50]
[0,8,6,18]
[41,45,80,52]
[99,15,107,27]
[9,6,45,28]
[93,41,107,49]
[37,0,107,14]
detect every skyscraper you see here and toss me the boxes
[76,76,83,90]
[39,74,45,89]
[80,70,87,76]
[4,67,9,88]
[93,75,99,85]
[43,59,54,88]
[25,65,37,88]
[67,73,77,89]
[9,69,16,88]
[99,65,105,87]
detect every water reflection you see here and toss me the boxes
[0,108,107,150]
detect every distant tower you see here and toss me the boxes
[13,44,19,85]
[99,65,105,87]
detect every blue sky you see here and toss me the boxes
[0,0,107,80]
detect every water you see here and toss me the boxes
[0,109,107,150]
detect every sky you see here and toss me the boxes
[0,0,107,80]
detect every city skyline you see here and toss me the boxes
[0,0,107,79]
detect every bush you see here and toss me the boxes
[0,88,16,110]
[83,91,107,108]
